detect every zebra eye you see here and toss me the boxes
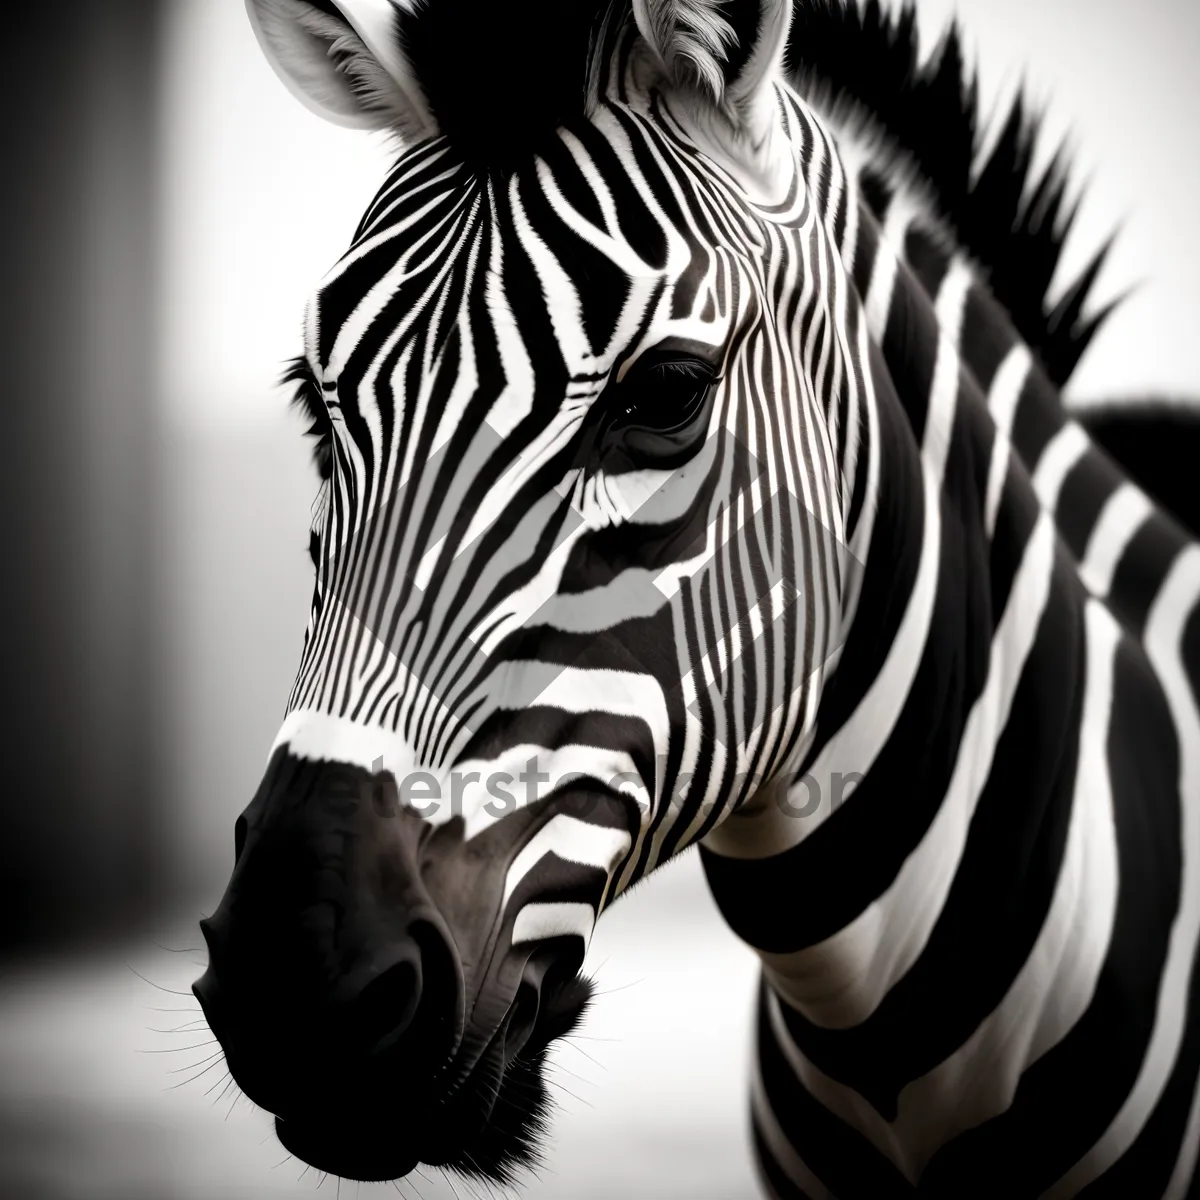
[614,353,715,431]
[604,351,717,469]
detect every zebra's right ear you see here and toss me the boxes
[631,0,791,130]
[245,0,434,138]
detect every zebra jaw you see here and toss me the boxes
[269,970,593,1184]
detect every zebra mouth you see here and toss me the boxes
[274,1112,420,1183]
[272,970,594,1186]
[426,967,595,1185]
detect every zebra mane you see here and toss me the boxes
[786,0,1119,388]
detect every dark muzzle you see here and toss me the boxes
[193,752,463,1176]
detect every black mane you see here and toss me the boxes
[787,0,1118,387]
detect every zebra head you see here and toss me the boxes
[196,0,859,1185]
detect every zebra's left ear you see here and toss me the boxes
[245,0,434,139]
[631,0,791,138]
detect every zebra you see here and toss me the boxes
[193,0,1200,1194]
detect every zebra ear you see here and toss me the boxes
[631,0,791,133]
[245,0,434,138]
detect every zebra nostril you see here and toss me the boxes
[233,814,249,863]
[506,979,541,1055]
[198,916,224,975]
[341,919,461,1066]
[348,956,422,1056]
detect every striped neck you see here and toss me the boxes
[699,186,1084,998]
[700,158,1200,1188]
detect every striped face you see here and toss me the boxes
[286,92,850,874]
[198,0,853,1185]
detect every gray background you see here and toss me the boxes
[1,1,1197,1197]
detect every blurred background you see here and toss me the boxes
[1,1,1197,1196]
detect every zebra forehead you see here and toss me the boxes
[313,131,743,377]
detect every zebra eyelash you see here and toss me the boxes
[646,357,716,379]
[282,355,334,482]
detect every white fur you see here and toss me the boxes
[724,0,791,138]
[631,0,794,197]
[633,0,739,101]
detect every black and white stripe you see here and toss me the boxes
[707,90,1200,1200]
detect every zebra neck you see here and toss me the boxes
[700,202,1086,1013]
[701,181,1200,1184]
[806,213,1004,827]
